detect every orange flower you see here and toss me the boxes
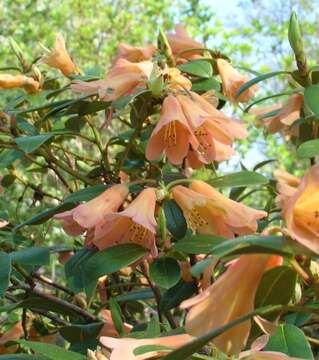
[165,67,192,91]
[181,255,275,355]
[72,59,153,101]
[281,164,319,254]
[54,184,129,236]
[172,181,266,238]
[42,33,78,77]
[239,351,302,359]
[100,334,193,360]
[177,92,246,164]
[99,309,132,338]
[0,74,39,93]
[145,94,198,165]
[216,58,257,102]
[251,95,303,135]
[93,188,158,257]
[0,322,23,354]
[115,43,156,62]
[167,25,204,60]
[274,169,301,207]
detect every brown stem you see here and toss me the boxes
[32,273,75,296]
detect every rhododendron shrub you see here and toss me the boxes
[0,11,318,360]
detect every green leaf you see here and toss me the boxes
[304,85,319,117]
[63,184,108,203]
[60,322,103,343]
[149,257,181,289]
[116,288,154,303]
[297,139,319,158]
[173,234,225,254]
[15,134,53,153]
[0,355,48,360]
[0,149,24,169]
[178,59,213,78]
[109,297,125,335]
[11,247,50,266]
[236,71,291,99]
[83,244,146,297]
[16,340,86,360]
[0,252,11,297]
[255,266,297,308]
[1,174,16,187]
[163,200,187,239]
[191,78,221,92]
[160,280,197,311]
[211,235,304,259]
[208,171,268,188]
[15,202,76,229]
[265,324,313,359]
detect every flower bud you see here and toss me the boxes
[288,12,303,56]
[148,74,164,97]
[157,29,175,66]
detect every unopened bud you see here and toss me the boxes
[288,12,303,56]
[157,29,175,67]
[10,38,29,71]
[148,74,164,97]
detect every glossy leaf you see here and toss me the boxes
[149,257,181,289]
[304,85,319,117]
[208,171,268,188]
[297,139,319,158]
[160,280,197,311]
[163,200,187,239]
[11,247,50,266]
[265,324,313,359]
[173,234,225,254]
[178,59,213,78]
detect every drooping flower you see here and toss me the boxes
[216,58,257,102]
[0,322,23,354]
[100,334,193,360]
[181,255,276,355]
[172,180,267,238]
[93,188,158,257]
[167,25,204,61]
[145,94,199,165]
[54,184,129,236]
[280,164,319,254]
[0,74,39,93]
[250,94,303,135]
[177,92,247,164]
[72,59,153,101]
[115,43,156,62]
[41,33,78,77]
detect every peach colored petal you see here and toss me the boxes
[167,25,204,60]
[0,322,23,354]
[190,180,267,234]
[146,94,198,165]
[99,309,132,338]
[54,210,85,236]
[100,334,193,360]
[73,184,129,228]
[217,58,257,103]
[115,43,156,62]
[93,189,158,257]
[282,164,319,254]
[0,74,39,93]
[42,33,78,76]
[183,255,271,355]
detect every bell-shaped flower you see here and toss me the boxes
[280,164,319,254]
[167,25,204,61]
[41,33,78,77]
[216,58,257,102]
[0,74,39,93]
[115,43,156,62]
[181,254,275,355]
[72,59,153,101]
[146,94,199,165]
[251,95,303,135]
[100,333,193,360]
[54,184,129,236]
[172,180,266,237]
[165,67,192,91]
[93,188,158,257]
